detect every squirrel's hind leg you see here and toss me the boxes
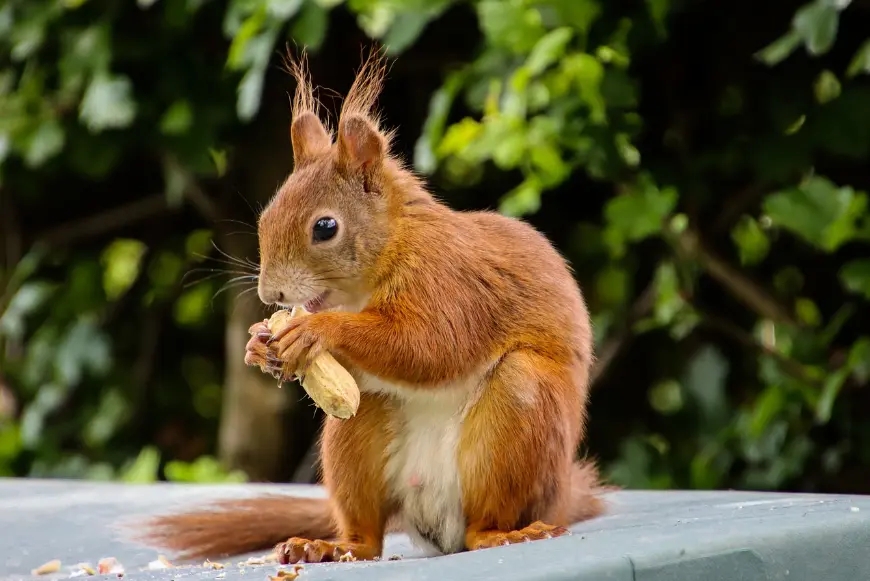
[458,349,591,552]
[278,393,397,564]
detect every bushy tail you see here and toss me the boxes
[126,463,609,561]
[566,459,617,523]
[126,495,337,562]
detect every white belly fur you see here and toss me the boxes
[356,370,487,555]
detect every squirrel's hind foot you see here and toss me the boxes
[465,521,571,551]
[275,538,379,564]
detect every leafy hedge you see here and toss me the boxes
[1,0,869,491]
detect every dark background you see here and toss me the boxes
[1,0,869,493]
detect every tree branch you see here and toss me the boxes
[37,194,170,247]
[589,282,658,386]
[673,228,798,327]
[711,183,767,235]
[1,189,22,273]
[700,311,820,388]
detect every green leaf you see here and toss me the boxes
[847,337,870,383]
[755,30,801,66]
[159,100,193,135]
[813,69,841,104]
[120,446,160,483]
[0,4,13,39]
[651,261,684,326]
[23,118,65,167]
[100,239,147,301]
[526,28,573,76]
[499,176,542,217]
[669,213,688,234]
[648,379,683,415]
[603,179,678,256]
[795,297,822,327]
[731,215,770,266]
[819,304,855,346]
[839,259,870,299]
[437,117,483,158]
[551,0,601,34]
[10,17,46,62]
[645,0,670,37]
[290,0,329,50]
[382,9,435,54]
[0,424,21,463]
[20,384,67,449]
[165,455,247,483]
[266,0,303,19]
[185,229,214,259]
[174,282,212,326]
[595,265,629,307]
[83,389,130,447]
[79,73,138,132]
[530,141,570,186]
[415,71,465,174]
[792,1,839,56]
[762,177,868,251]
[749,385,785,438]
[58,25,111,96]
[227,5,267,70]
[564,53,606,123]
[209,148,228,177]
[784,114,806,135]
[0,134,9,164]
[237,65,267,121]
[816,366,850,423]
[0,281,56,341]
[163,156,188,207]
[846,39,870,78]
[683,344,730,431]
[477,0,545,53]
[690,440,732,490]
[54,317,111,386]
[615,133,640,167]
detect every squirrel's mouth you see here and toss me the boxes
[303,291,330,313]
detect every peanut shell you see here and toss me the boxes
[247,307,360,419]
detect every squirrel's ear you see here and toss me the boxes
[337,115,384,188]
[291,112,331,168]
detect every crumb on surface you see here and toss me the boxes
[267,564,304,581]
[32,560,62,576]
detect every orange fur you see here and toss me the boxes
[131,48,607,563]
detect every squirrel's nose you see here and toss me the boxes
[258,288,285,305]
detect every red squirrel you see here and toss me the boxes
[134,50,606,564]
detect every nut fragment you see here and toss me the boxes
[32,560,61,575]
[246,306,360,419]
[268,565,303,581]
[97,558,124,576]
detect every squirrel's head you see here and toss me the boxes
[257,49,396,313]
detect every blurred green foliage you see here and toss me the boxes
[1,0,870,492]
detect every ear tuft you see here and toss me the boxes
[338,114,384,176]
[291,112,331,168]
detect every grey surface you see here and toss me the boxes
[2,478,870,581]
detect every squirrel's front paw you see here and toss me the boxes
[268,315,329,382]
[244,320,287,379]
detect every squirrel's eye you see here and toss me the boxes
[312,217,338,242]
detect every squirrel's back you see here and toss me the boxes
[385,197,592,365]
